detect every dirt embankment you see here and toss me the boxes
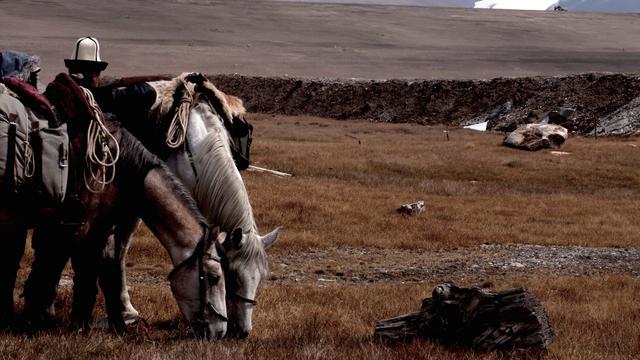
[209,73,640,135]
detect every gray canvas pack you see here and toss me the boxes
[0,92,30,190]
[0,92,69,203]
[38,124,69,202]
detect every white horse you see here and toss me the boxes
[105,76,280,338]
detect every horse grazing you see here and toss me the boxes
[0,74,228,339]
[100,74,280,338]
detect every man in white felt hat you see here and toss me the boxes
[64,36,109,89]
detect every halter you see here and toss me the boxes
[216,241,258,306]
[168,224,228,330]
[232,292,257,306]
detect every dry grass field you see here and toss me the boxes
[2,115,639,359]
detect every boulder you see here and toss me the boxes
[503,123,568,151]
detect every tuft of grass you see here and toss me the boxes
[504,159,523,168]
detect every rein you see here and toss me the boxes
[168,224,228,324]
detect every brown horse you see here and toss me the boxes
[0,74,228,338]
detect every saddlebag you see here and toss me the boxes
[230,115,253,171]
[33,123,69,203]
[0,92,30,192]
[0,91,69,203]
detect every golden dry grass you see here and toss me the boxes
[247,115,640,249]
[1,276,638,359]
[3,115,639,359]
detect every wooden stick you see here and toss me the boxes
[247,165,292,177]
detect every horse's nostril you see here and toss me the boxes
[216,330,226,339]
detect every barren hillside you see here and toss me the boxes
[2,0,640,83]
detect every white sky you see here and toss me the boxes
[474,0,558,10]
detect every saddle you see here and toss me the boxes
[147,73,253,170]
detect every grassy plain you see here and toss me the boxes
[4,115,639,359]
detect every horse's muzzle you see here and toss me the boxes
[227,322,250,339]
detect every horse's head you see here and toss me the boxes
[223,227,280,339]
[169,226,228,340]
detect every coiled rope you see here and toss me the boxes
[81,86,120,193]
[166,80,194,149]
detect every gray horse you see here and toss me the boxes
[96,75,280,338]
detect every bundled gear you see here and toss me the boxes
[0,51,41,86]
[146,72,254,170]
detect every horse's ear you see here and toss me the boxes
[216,230,227,245]
[206,226,220,247]
[261,227,281,249]
[213,228,227,256]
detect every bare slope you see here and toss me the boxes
[2,0,640,84]
[207,73,640,134]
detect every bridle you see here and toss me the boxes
[168,224,228,330]
[217,241,258,307]
[232,292,257,306]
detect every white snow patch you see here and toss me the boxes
[475,0,558,10]
[464,121,488,131]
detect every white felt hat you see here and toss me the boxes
[64,36,108,71]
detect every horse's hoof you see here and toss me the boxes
[124,315,141,326]
[93,315,139,330]
[93,317,110,330]
[14,314,60,335]
[70,318,92,333]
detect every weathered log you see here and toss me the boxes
[374,283,554,353]
[397,201,425,216]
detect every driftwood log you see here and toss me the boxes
[374,283,554,353]
[397,201,425,216]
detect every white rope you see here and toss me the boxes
[80,86,120,193]
[166,80,193,149]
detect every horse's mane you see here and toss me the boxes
[114,122,207,225]
[191,104,267,275]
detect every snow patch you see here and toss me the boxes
[474,0,558,10]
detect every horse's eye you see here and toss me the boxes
[207,274,220,285]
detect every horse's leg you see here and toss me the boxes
[22,225,74,328]
[97,233,126,333]
[0,225,27,328]
[117,218,141,320]
[97,217,140,332]
[69,234,102,330]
